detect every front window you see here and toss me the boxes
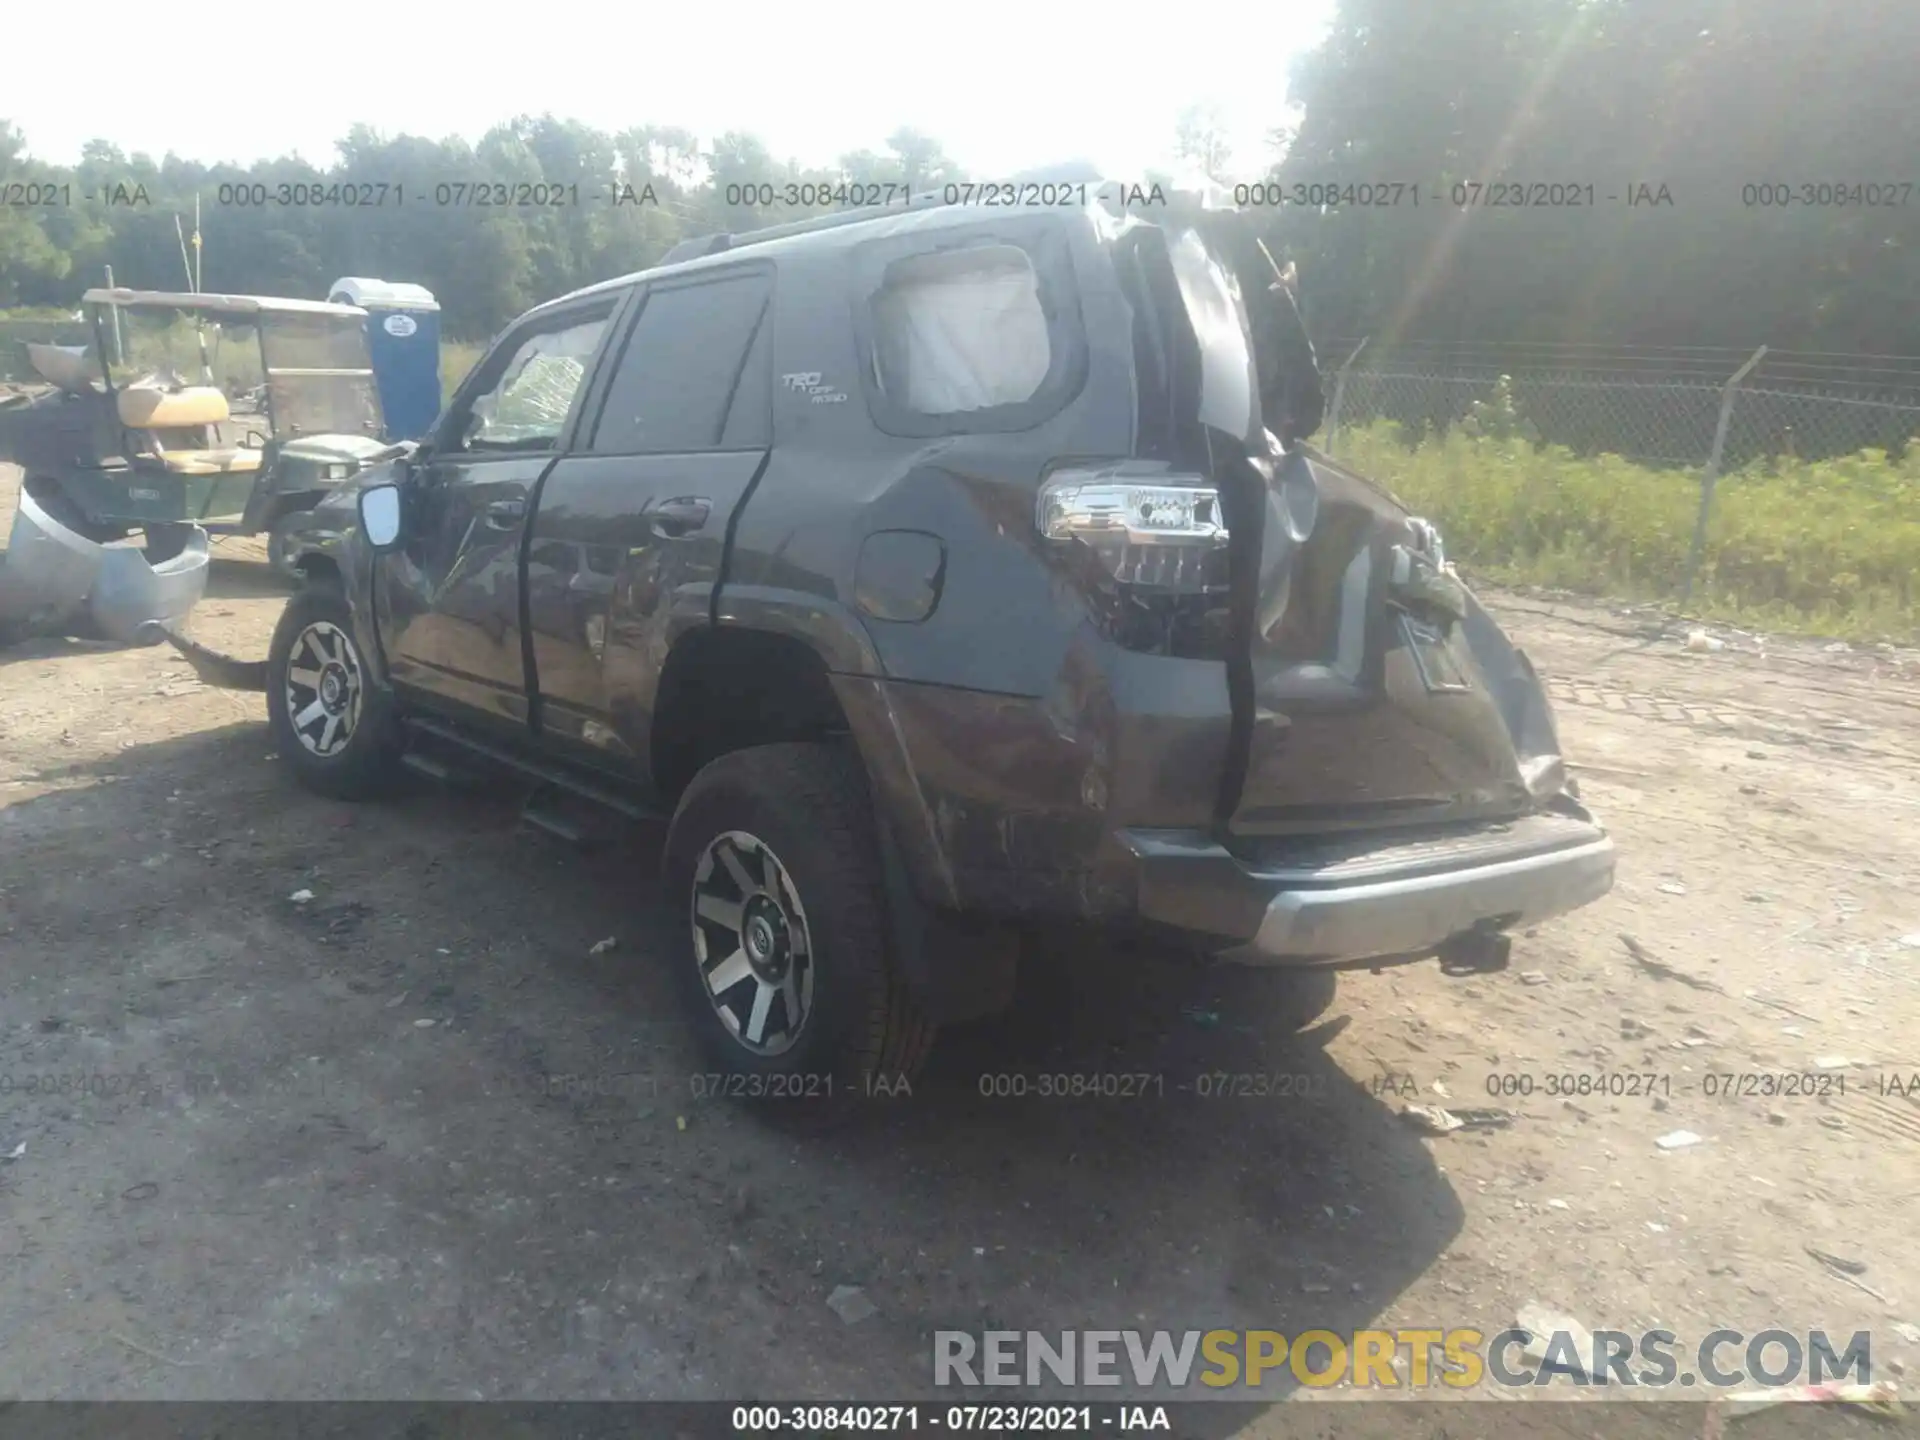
[463,315,610,452]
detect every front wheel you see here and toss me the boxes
[661,743,936,1111]
[265,582,403,799]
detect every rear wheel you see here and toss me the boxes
[662,743,936,1113]
[265,582,403,800]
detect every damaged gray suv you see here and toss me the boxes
[165,176,1615,1095]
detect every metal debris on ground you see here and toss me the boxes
[1658,882,1689,896]
[289,889,315,904]
[1402,1104,1512,1135]
[589,936,618,956]
[1804,1246,1867,1276]
[1514,1301,1599,1379]
[1450,1109,1515,1129]
[827,1285,877,1325]
[1620,933,1723,992]
[1519,970,1548,985]
[1685,630,1726,653]
[2,1141,24,1161]
[1712,1380,1903,1429]
[1402,1104,1464,1135]
[1742,990,1819,1022]
[1656,1130,1705,1150]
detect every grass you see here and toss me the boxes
[1336,420,1920,642]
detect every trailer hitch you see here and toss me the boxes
[1436,925,1514,976]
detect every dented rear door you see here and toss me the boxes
[1156,220,1543,838]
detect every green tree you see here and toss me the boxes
[0,122,75,303]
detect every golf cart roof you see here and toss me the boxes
[82,289,368,320]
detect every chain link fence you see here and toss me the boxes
[1317,341,1920,599]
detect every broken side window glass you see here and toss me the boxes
[466,316,609,450]
[869,244,1051,416]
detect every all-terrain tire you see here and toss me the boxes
[662,742,936,1112]
[265,581,404,800]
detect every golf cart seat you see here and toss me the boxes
[116,385,231,430]
[155,447,264,475]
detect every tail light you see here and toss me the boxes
[1037,464,1228,595]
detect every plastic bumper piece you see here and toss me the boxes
[0,486,210,644]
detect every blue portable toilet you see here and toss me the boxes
[326,277,442,441]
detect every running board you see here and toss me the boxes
[399,750,455,784]
[520,801,590,846]
[402,715,660,823]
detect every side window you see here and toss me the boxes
[719,313,772,449]
[588,271,772,454]
[869,244,1050,416]
[458,307,613,454]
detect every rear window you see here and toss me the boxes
[869,245,1050,415]
[851,222,1088,439]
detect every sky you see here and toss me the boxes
[4,0,1335,182]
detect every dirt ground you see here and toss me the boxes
[2,461,1918,1434]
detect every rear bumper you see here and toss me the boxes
[1230,834,1614,965]
[1124,813,1615,967]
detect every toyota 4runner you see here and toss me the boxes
[163,178,1616,1096]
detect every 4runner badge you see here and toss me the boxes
[781,371,848,405]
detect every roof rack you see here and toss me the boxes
[658,187,952,266]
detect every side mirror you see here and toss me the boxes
[358,482,404,552]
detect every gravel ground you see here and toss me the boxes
[3,462,1917,1436]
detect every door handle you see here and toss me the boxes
[484,497,526,528]
[649,496,711,538]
